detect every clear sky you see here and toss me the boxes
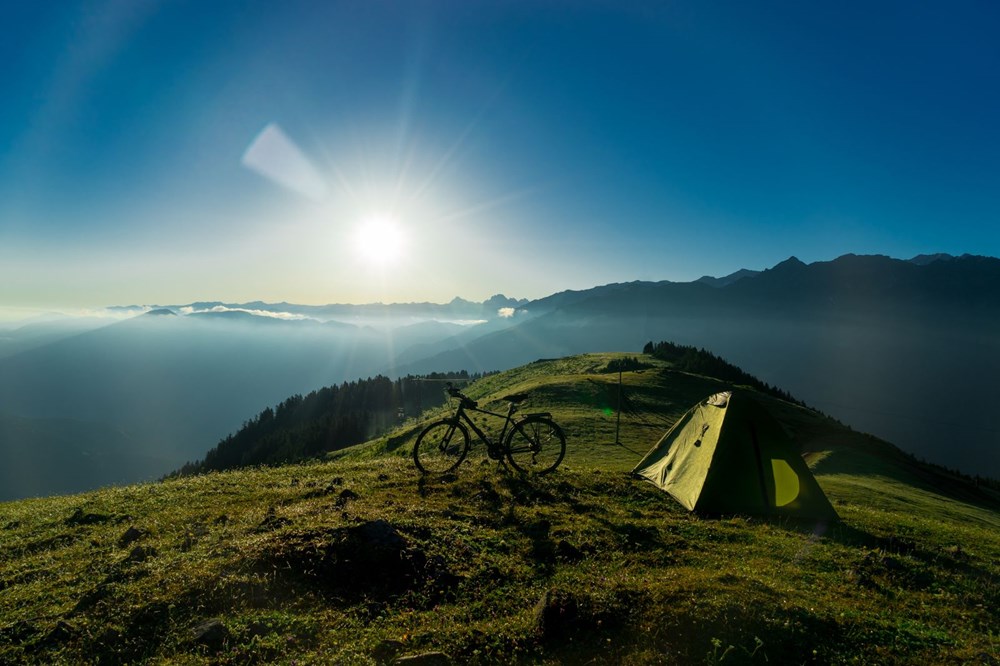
[2,1,998,317]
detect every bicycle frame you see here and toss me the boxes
[413,386,565,475]
[448,400,518,454]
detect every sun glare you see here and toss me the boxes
[354,214,406,267]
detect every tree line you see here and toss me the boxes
[642,340,804,406]
[172,372,483,476]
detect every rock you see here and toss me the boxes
[372,639,405,663]
[190,618,230,651]
[71,584,110,614]
[118,526,146,548]
[555,539,584,562]
[65,508,111,526]
[125,545,156,563]
[356,519,406,551]
[283,519,421,599]
[336,489,360,507]
[256,513,292,532]
[330,477,344,486]
[43,620,79,645]
[378,473,390,481]
[533,589,579,641]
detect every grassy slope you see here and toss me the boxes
[1,353,997,665]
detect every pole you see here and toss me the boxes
[615,369,622,445]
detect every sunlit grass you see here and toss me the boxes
[1,353,997,664]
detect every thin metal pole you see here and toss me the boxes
[615,369,622,445]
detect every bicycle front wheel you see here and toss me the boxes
[505,416,566,475]
[413,419,470,475]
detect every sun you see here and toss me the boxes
[354,214,406,267]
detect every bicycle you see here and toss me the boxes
[412,384,566,476]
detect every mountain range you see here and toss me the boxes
[402,253,999,477]
[0,253,996,500]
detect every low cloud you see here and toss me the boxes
[180,305,310,321]
[497,307,516,318]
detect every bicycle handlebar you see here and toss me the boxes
[445,383,477,408]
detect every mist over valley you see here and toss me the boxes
[1,253,996,500]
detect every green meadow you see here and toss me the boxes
[2,354,997,664]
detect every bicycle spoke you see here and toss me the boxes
[505,416,565,475]
[414,420,469,474]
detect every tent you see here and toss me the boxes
[632,391,838,521]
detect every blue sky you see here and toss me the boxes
[2,1,998,316]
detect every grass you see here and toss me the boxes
[1,353,998,664]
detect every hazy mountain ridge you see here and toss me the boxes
[401,254,1000,478]
[696,268,761,287]
[0,302,520,499]
[2,252,997,500]
[0,314,412,491]
[722,253,1000,316]
[108,294,528,323]
[0,316,115,360]
[538,253,1000,320]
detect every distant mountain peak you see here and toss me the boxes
[909,253,954,266]
[696,268,761,288]
[774,256,806,269]
[483,294,527,308]
[145,308,176,316]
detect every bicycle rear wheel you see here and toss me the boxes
[505,416,566,475]
[413,419,470,475]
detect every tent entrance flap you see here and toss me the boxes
[749,423,771,516]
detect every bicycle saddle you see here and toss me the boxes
[503,393,529,403]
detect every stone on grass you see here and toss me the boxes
[125,545,156,563]
[533,588,580,641]
[191,618,230,651]
[372,639,405,663]
[118,526,146,548]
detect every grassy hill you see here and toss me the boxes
[1,353,998,664]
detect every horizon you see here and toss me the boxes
[0,248,993,325]
[3,3,999,314]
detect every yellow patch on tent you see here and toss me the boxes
[771,458,801,507]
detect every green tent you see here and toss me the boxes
[632,391,838,521]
